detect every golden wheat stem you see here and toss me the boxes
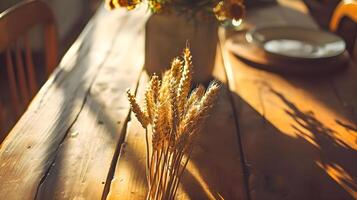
[148,148,163,199]
[161,152,170,198]
[165,147,184,199]
[154,147,167,199]
[155,128,175,199]
[162,147,178,199]
[145,128,151,185]
[169,145,190,199]
[171,147,193,199]
[169,141,187,197]
[149,148,158,186]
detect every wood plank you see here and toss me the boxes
[35,8,150,200]
[225,52,357,199]
[106,73,149,200]
[331,61,357,125]
[222,3,357,199]
[0,6,141,199]
[107,46,248,199]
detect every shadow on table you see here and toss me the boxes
[34,15,133,199]
[226,79,357,199]
[116,71,357,199]
[33,39,357,200]
[35,75,357,200]
[34,23,94,199]
[178,85,246,200]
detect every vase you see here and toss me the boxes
[144,12,219,84]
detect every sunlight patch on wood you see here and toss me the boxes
[316,161,357,199]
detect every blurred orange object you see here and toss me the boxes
[330,0,357,31]
[330,0,357,60]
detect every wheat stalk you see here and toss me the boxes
[127,46,220,200]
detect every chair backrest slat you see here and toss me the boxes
[0,0,58,74]
[5,48,21,115]
[24,34,38,96]
[44,23,58,74]
[15,41,30,105]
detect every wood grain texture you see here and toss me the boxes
[0,6,148,199]
[331,62,357,125]
[107,47,248,200]
[224,51,357,199]
[36,7,150,200]
[222,2,357,199]
[106,74,150,200]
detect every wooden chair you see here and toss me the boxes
[0,0,58,141]
[330,0,357,60]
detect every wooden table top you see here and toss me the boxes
[0,1,356,200]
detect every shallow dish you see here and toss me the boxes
[246,26,346,60]
[225,27,349,75]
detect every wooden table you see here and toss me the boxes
[0,1,356,199]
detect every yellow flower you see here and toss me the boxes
[105,0,142,10]
[149,0,163,12]
[213,0,245,21]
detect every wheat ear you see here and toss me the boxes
[127,89,149,128]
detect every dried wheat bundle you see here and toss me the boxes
[127,46,220,200]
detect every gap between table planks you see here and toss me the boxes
[221,2,357,199]
[107,45,249,200]
[0,6,150,199]
[36,9,150,200]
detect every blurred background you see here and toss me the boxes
[0,0,101,140]
[0,0,100,56]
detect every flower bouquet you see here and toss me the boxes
[106,0,245,22]
[106,0,245,84]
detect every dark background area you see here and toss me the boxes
[0,0,101,141]
[0,0,101,56]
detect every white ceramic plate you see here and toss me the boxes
[246,26,346,60]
